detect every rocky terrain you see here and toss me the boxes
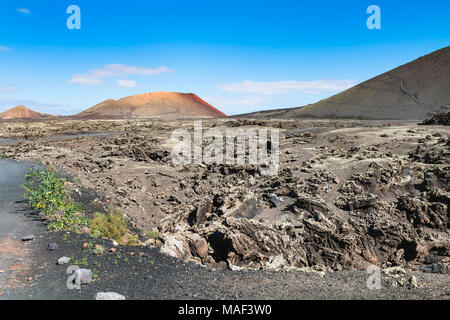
[421,112,450,126]
[0,118,448,277]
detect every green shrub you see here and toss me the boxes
[91,206,138,246]
[23,167,67,216]
[144,229,159,239]
[23,168,89,231]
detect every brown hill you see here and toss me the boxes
[236,46,450,120]
[76,92,227,119]
[0,105,53,120]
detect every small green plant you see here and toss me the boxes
[23,167,67,216]
[143,229,159,239]
[23,168,89,231]
[90,206,139,246]
[92,245,105,255]
[71,256,88,266]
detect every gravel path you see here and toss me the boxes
[1,159,449,300]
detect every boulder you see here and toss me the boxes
[47,243,59,250]
[160,236,191,261]
[74,269,93,285]
[188,234,209,259]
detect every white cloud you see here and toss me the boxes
[116,79,137,88]
[0,97,65,113]
[0,46,12,52]
[68,75,103,86]
[218,79,357,95]
[0,87,17,93]
[16,8,31,15]
[91,64,172,78]
[205,96,268,107]
[68,64,173,86]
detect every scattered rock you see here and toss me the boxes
[22,235,34,241]
[94,292,126,300]
[3,119,450,273]
[383,266,407,277]
[408,275,419,289]
[393,275,420,289]
[74,269,93,285]
[270,194,283,207]
[57,257,71,265]
[335,193,378,211]
[297,267,327,277]
[416,263,449,274]
[295,193,329,213]
[420,112,450,126]
[47,243,58,250]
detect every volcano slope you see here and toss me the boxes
[0,118,448,276]
[236,46,450,120]
[0,106,53,120]
[75,92,226,119]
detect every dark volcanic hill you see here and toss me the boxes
[76,92,227,119]
[0,105,53,120]
[236,46,450,120]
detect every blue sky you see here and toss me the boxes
[0,0,448,115]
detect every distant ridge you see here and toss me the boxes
[0,105,53,120]
[235,46,450,120]
[76,92,227,119]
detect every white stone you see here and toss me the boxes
[382,266,406,277]
[57,257,71,265]
[265,255,287,270]
[95,292,126,300]
[160,235,190,260]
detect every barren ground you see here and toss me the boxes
[0,118,448,299]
